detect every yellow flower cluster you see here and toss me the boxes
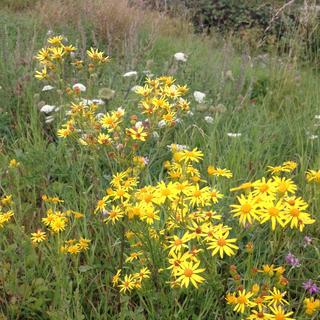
[230,163,315,231]
[0,195,14,228]
[306,169,320,184]
[97,145,237,292]
[226,264,294,319]
[35,35,110,81]
[31,195,89,254]
[304,297,320,316]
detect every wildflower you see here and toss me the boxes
[9,159,20,168]
[119,274,136,293]
[125,251,143,263]
[167,232,191,255]
[304,236,312,246]
[207,166,233,178]
[265,287,289,307]
[306,169,320,183]
[47,35,63,46]
[112,269,121,286]
[247,310,269,319]
[174,52,188,62]
[230,182,252,192]
[35,65,49,80]
[50,216,67,233]
[40,104,56,114]
[303,280,319,295]
[260,199,286,230]
[265,306,295,320]
[233,289,255,314]
[72,83,86,92]
[78,238,91,251]
[180,148,203,163]
[175,261,205,288]
[230,193,260,226]
[193,91,206,103]
[123,71,138,77]
[285,253,300,267]
[304,297,320,315]
[207,231,238,258]
[204,116,213,123]
[42,85,54,91]
[273,177,297,195]
[126,127,148,141]
[31,230,47,244]
[227,132,242,137]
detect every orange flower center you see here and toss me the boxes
[278,183,288,193]
[241,203,251,214]
[184,268,193,277]
[237,296,247,304]
[217,238,227,247]
[174,239,183,246]
[268,207,279,216]
[259,184,269,192]
[290,208,300,217]
[193,190,201,197]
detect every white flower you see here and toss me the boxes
[187,111,194,117]
[96,113,105,119]
[158,120,167,128]
[42,85,54,92]
[55,107,60,112]
[45,115,55,123]
[194,91,206,103]
[152,132,160,140]
[143,70,154,77]
[167,144,188,151]
[73,83,86,92]
[315,115,320,120]
[123,71,138,77]
[40,104,56,114]
[227,132,242,138]
[135,121,143,128]
[204,116,214,123]
[82,98,105,106]
[176,118,182,124]
[174,52,188,62]
[131,85,143,92]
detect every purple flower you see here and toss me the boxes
[285,252,300,267]
[303,280,319,295]
[304,236,312,246]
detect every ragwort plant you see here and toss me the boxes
[2,34,317,318]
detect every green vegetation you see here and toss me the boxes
[0,1,320,319]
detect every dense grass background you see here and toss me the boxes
[0,1,320,319]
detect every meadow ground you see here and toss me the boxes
[0,1,320,319]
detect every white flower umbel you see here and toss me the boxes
[123,71,138,77]
[131,85,143,92]
[227,132,242,138]
[82,98,105,106]
[315,115,320,120]
[158,120,167,128]
[73,83,86,92]
[204,116,214,124]
[45,115,55,123]
[40,104,56,114]
[42,85,54,92]
[194,91,206,103]
[174,52,188,62]
[167,144,188,151]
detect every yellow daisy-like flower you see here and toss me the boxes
[306,169,320,184]
[207,166,233,178]
[233,289,256,314]
[207,230,238,258]
[264,287,289,307]
[260,199,286,230]
[118,274,135,293]
[230,193,260,226]
[265,305,295,320]
[179,148,204,163]
[175,261,205,288]
[31,230,47,244]
[126,127,148,141]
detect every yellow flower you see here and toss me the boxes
[230,193,260,226]
[260,199,286,230]
[104,205,124,224]
[78,238,91,251]
[126,127,148,141]
[119,275,136,293]
[233,289,256,314]
[207,230,238,258]
[230,182,253,192]
[125,251,143,263]
[140,205,160,225]
[31,230,47,244]
[264,287,289,307]
[273,177,297,195]
[0,210,14,228]
[167,232,191,255]
[175,261,205,288]
[207,166,233,178]
[50,216,67,233]
[180,148,203,163]
[265,306,295,320]
[112,269,121,287]
[306,169,320,183]
[304,297,320,315]
[9,159,20,168]
[47,35,64,46]
[35,66,49,80]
